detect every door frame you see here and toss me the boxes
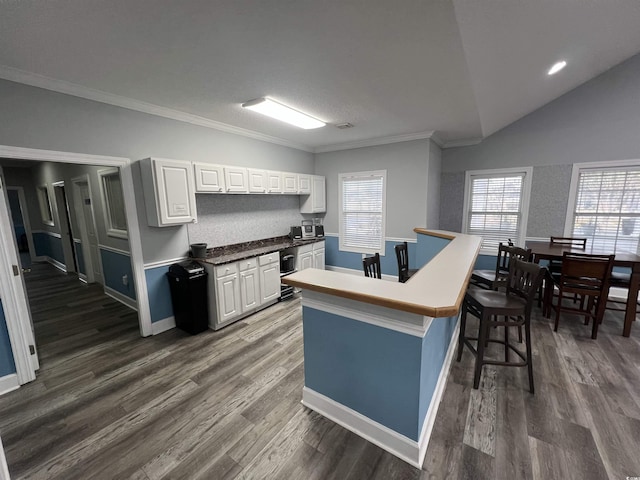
[51,181,77,274]
[71,174,102,284]
[6,186,36,267]
[0,145,152,385]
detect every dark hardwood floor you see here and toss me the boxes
[1,262,640,479]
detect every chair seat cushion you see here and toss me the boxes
[465,289,526,316]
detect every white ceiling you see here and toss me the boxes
[1,0,639,152]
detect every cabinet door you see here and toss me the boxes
[298,174,312,194]
[216,274,241,322]
[224,167,249,193]
[141,157,197,226]
[299,252,314,271]
[312,176,326,212]
[193,163,225,192]
[260,263,281,303]
[282,173,298,194]
[240,268,260,312]
[313,242,325,270]
[248,169,267,193]
[266,171,282,193]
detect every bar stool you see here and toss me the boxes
[470,243,532,290]
[457,259,545,393]
[394,242,417,283]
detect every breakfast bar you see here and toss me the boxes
[282,228,481,468]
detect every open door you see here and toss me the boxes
[0,170,38,385]
[72,176,103,285]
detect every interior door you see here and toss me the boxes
[0,172,39,379]
[78,181,103,284]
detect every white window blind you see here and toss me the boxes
[466,173,526,251]
[339,171,386,254]
[571,168,640,253]
[99,169,128,238]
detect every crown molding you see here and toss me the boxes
[441,137,483,148]
[0,65,314,153]
[314,131,440,154]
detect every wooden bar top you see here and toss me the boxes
[282,229,481,318]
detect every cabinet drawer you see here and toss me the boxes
[215,263,238,278]
[259,252,279,266]
[297,243,313,255]
[238,257,258,271]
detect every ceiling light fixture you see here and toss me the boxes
[241,97,326,129]
[548,60,567,75]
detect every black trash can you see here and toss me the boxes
[167,260,209,334]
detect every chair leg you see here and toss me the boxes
[554,296,561,332]
[473,313,489,389]
[504,317,510,363]
[457,304,468,362]
[525,319,534,394]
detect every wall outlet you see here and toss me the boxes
[122,274,128,286]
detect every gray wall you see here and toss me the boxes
[314,139,434,239]
[427,141,441,229]
[0,79,314,263]
[440,53,640,238]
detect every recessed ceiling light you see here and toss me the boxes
[241,97,326,129]
[548,60,567,75]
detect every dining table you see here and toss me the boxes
[525,240,640,337]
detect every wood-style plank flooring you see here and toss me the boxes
[1,262,640,479]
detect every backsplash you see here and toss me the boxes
[187,194,305,247]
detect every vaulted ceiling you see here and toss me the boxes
[1,0,639,152]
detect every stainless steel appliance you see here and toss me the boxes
[302,220,314,239]
[279,253,296,300]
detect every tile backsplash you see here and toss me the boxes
[187,194,305,247]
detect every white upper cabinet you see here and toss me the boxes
[266,171,282,193]
[193,163,225,193]
[298,174,312,194]
[282,173,298,194]
[300,175,326,213]
[224,167,249,193]
[248,169,267,193]
[140,157,197,227]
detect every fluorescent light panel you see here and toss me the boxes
[548,60,567,75]
[242,97,325,129]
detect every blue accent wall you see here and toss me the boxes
[415,234,451,267]
[74,240,86,275]
[0,300,17,377]
[324,236,417,278]
[145,265,174,323]
[100,249,136,300]
[33,232,64,264]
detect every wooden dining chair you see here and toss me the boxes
[394,242,418,283]
[546,252,614,339]
[363,253,382,279]
[471,243,532,290]
[549,236,587,249]
[458,259,545,393]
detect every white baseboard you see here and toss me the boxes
[46,256,67,273]
[301,316,460,469]
[104,286,137,311]
[0,435,10,480]
[325,264,397,282]
[151,316,176,335]
[0,374,19,396]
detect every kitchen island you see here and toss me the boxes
[281,228,481,468]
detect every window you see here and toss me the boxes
[567,163,640,253]
[463,167,532,253]
[99,168,128,239]
[339,170,386,254]
[37,185,54,226]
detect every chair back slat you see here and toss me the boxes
[550,236,587,249]
[496,243,532,276]
[395,242,409,282]
[363,253,382,279]
[507,259,545,309]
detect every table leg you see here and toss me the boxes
[623,265,640,337]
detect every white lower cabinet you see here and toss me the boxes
[205,252,282,330]
[313,241,325,270]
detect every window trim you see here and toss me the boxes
[564,159,640,245]
[36,184,54,226]
[338,169,387,255]
[462,166,533,255]
[98,167,128,239]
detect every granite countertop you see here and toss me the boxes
[196,235,324,266]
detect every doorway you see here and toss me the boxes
[6,187,35,270]
[71,176,103,285]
